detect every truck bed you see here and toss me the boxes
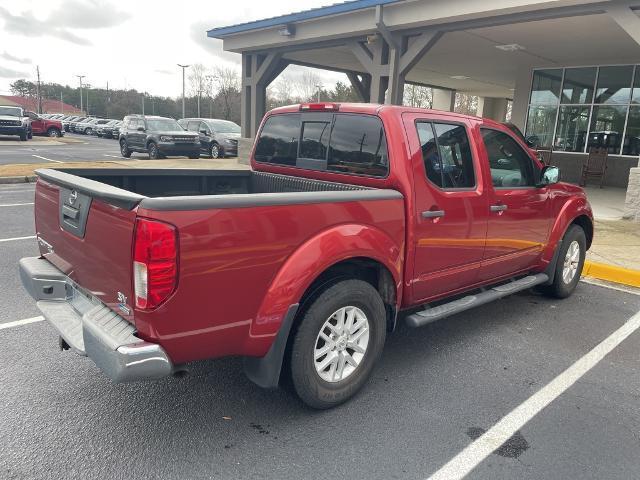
[32,167,405,364]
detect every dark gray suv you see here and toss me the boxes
[119,115,200,159]
[178,118,240,158]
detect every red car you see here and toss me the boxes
[20,103,593,409]
[26,111,64,138]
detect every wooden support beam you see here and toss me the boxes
[399,31,443,76]
[607,5,640,46]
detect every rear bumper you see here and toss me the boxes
[19,256,173,383]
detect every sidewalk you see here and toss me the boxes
[585,188,640,288]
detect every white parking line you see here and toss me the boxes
[103,154,124,159]
[32,154,63,163]
[0,202,34,207]
[0,235,36,243]
[0,316,44,331]
[427,309,640,480]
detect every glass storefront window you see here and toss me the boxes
[588,105,627,154]
[526,105,557,148]
[530,69,562,105]
[562,67,596,104]
[632,66,640,104]
[623,106,640,156]
[554,106,590,152]
[595,66,634,104]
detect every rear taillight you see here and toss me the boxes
[133,218,178,310]
[300,103,339,111]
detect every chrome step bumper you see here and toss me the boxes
[19,256,173,382]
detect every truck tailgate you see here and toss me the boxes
[34,172,142,323]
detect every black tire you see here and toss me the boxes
[47,128,61,138]
[541,224,586,299]
[289,279,386,409]
[27,130,33,139]
[210,143,222,159]
[19,132,27,141]
[85,128,92,135]
[119,139,131,158]
[148,142,160,159]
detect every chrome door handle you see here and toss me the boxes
[422,210,445,219]
[490,204,508,212]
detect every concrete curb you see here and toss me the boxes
[583,261,640,288]
[0,175,37,185]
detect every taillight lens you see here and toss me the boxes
[133,218,178,310]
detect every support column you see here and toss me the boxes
[624,164,640,222]
[477,97,509,121]
[346,73,371,102]
[607,4,640,46]
[510,66,532,131]
[432,88,456,112]
[349,7,443,106]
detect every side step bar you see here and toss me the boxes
[406,273,549,328]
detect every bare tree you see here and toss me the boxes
[272,74,295,106]
[188,63,209,117]
[294,70,322,102]
[454,92,478,116]
[403,84,432,108]
[212,65,240,120]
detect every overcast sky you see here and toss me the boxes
[0,0,346,98]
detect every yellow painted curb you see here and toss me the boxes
[583,261,640,288]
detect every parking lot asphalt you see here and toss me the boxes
[1,182,639,480]
[0,133,141,165]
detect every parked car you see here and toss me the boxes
[178,118,240,158]
[25,111,64,137]
[67,116,87,133]
[100,120,122,139]
[119,115,200,159]
[96,120,119,137]
[20,103,593,409]
[75,118,109,135]
[0,105,30,141]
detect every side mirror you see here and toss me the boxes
[137,126,145,132]
[538,165,560,187]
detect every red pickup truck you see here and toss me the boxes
[26,111,64,138]
[20,103,593,409]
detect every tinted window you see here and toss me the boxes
[255,114,300,166]
[482,129,535,188]
[417,122,475,189]
[530,69,562,104]
[187,121,200,132]
[328,115,388,177]
[595,66,634,104]
[562,67,596,104]
[299,121,330,160]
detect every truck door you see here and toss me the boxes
[477,126,552,280]
[403,113,489,302]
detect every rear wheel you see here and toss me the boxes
[148,142,160,159]
[119,139,131,158]
[85,128,93,135]
[541,224,586,299]
[47,128,61,138]
[289,279,386,409]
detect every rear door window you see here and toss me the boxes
[255,113,388,177]
[416,122,476,189]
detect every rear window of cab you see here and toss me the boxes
[255,113,389,178]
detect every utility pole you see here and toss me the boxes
[76,75,85,114]
[60,92,64,115]
[85,84,91,116]
[142,92,145,115]
[177,64,189,118]
[36,66,42,114]
[106,82,109,118]
[206,74,214,118]
[315,83,322,103]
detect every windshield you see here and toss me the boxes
[206,120,240,134]
[0,107,22,117]
[146,118,183,131]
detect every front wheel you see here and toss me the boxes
[119,139,131,158]
[148,142,160,159]
[210,143,222,159]
[289,279,386,409]
[19,132,27,141]
[541,224,586,299]
[47,128,61,138]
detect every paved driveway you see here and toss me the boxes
[1,182,639,480]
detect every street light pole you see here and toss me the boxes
[76,75,86,114]
[177,64,190,118]
[315,83,323,102]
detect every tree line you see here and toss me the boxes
[9,63,486,123]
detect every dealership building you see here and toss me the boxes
[209,0,640,219]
